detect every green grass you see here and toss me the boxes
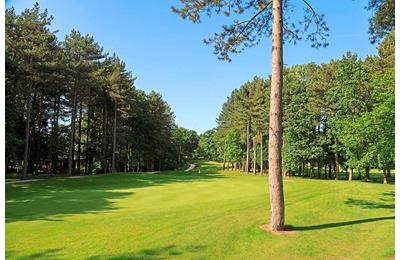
[6,161,394,259]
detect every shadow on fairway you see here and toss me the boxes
[289,191,395,231]
[344,191,395,211]
[6,248,64,259]
[87,244,207,259]
[5,164,224,223]
[289,216,394,231]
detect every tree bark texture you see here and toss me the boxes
[245,120,250,173]
[268,0,285,231]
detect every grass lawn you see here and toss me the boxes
[6,161,394,259]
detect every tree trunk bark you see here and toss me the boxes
[268,0,285,231]
[127,145,131,172]
[77,100,83,174]
[383,168,388,184]
[68,91,77,176]
[333,136,340,180]
[253,137,257,175]
[112,102,117,173]
[51,97,60,175]
[365,166,370,180]
[245,120,250,173]
[348,168,353,181]
[260,135,264,176]
[103,107,108,174]
[85,105,91,175]
[22,91,32,180]
[34,95,43,174]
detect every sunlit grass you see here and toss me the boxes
[6,161,394,259]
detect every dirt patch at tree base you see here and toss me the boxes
[259,224,297,236]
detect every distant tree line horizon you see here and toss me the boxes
[196,31,394,183]
[5,3,199,179]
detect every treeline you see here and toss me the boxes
[5,4,199,179]
[197,31,394,183]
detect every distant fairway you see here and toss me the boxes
[6,162,394,259]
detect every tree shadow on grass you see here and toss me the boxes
[6,248,63,259]
[87,244,207,260]
[288,216,394,231]
[5,189,134,223]
[6,168,224,223]
[344,191,395,211]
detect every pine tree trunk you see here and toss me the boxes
[260,135,264,176]
[383,168,388,184]
[365,166,370,180]
[68,91,77,176]
[245,120,250,173]
[223,153,226,170]
[85,105,91,175]
[348,168,353,181]
[77,100,83,174]
[333,136,340,180]
[317,162,321,179]
[112,102,117,173]
[131,150,134,172]
[51,97,60,175]
[126,144,130,172]
[268,0,285,231]
[22,91,32,180]
[253,137,257,175]
[34,95,43,174]
[103,107,108,174]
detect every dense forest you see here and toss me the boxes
[196,31,394,183]
[5,4,199,179]
[5,1,394,186]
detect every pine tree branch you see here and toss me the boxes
[237,0,273,37]
[301,0,317,17]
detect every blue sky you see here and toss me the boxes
[6,0,378,133]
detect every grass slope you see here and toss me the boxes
[6,162,394,259]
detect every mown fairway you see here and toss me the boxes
[6,162,394,259]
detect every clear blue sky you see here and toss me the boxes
[6,0,378,134]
